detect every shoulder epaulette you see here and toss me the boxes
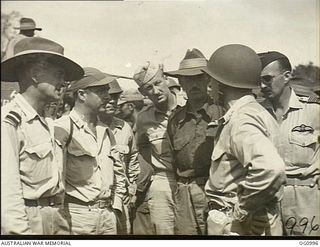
[298,95,320,104]
[308,95,320,104]
[3,110,22,127]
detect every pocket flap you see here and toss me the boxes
[289,132,317,147]
[25,142,52,159]
[149,132,166,142]
[173,137,190,150]
[115,144,130,154]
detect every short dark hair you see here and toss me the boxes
[277,58,292,72]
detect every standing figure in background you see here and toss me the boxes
[166,48,224,235]
[1,37,84,234]
[167,77,187,107]
[99,79,140,235]
[259,51,320,236]
[117,88,156,235]
[203,44,286,236]
[133,62,177,234]
[116,88,144,131]
[3,18,42,61]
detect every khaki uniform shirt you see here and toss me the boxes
[54,109,126,211]
[109,117,140,194]
[168,97,224,177]
[261,89,320,178]
[205,95,286,212]
[136,105,175,173]
[1,94,64,234]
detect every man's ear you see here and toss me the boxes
[128,103,134,111]
[283,71,292,85]
[77,89,87,101]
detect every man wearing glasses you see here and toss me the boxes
[259,51,320,236]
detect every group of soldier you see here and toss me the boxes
[1,17,319,236]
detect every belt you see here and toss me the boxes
[24,195,63,207]
[286,176,317,187]
[177,176,208,185]
[65,195,112,209]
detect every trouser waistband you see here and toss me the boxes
[24,195,63,207]
[65,195,112,209]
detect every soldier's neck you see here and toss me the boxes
[188,96,207,113]
[74,105,98,125]
[21,92,46,117]
[271,86,291,112]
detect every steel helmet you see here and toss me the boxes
[202,44,262,89]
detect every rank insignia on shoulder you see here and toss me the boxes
[292,124,314,133]
[3,111,22,127]
[298,95,320,104]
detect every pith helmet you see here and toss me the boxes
[202,44,262,89]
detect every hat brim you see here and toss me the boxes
[201,67,259,89]
[164,67,205,77]
[14,27,42,31]
[1,51,84,82]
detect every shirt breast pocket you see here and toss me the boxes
[173,137,190,151]
[115,144,130,154]
[22,142,53,183]
[289,132,317,148]
[67,141,97,157]
[148,132,170,155]
[25,142,52,159]
[288,132,318,165]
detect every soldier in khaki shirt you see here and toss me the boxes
[166,48,224,235]
[259,51,320,236]
[1,37,84,234]
[54,67,126,235]
[203,44,286,236]
[133,62,177,234]
[99,80,140,234]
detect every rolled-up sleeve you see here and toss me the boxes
[1,123,31,234]
[230,120,286,212]
[127,130,140,187]
[110,145,126,212]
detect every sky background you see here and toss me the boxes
[2,0,319,89]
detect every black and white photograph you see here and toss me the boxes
[0,0,319,241]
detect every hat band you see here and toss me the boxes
[179,58,207,70]
[14,50,64,57]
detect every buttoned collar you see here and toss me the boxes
[221,94,256,125]
[14,93,40,122]
[154,102,177,117]
[109,117,124,130]
[69,109,107,130]
[263,88,303,115]
[176,97,214,125]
